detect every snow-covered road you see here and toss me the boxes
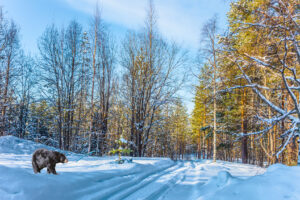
[1,136,300,200]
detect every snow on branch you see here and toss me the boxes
[243,53,280,72]
[276,123,298,158]
[233,21,287,30]
[256,110,296,125]
[219,84,270,94]
[233,123,276,138]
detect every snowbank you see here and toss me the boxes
[0,135,53,154]
[199,163,300,200]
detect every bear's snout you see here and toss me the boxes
[64,159,68,163]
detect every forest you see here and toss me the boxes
[0,0,299,167]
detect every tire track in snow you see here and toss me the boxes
[124,161,197,200]
[108,161,186,200]
[159,161,209,200]
[73,169,140,197]
[141,161,196,200]
[77,161,178,200]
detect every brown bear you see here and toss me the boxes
[32,148,68,175]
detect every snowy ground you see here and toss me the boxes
[0,136,299,200]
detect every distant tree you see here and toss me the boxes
[28,101,52,142]
[171,101,190,160]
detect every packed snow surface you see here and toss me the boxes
[0,136,298,200]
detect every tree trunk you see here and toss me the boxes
[241,88,248,164]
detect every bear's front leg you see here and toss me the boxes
[47,164,58,175]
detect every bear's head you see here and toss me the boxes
[55,152,68,163]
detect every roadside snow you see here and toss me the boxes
[200,164,300,200]
[0,136,298,200]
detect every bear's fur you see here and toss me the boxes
[32,148,68,175]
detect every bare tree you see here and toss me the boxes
[88,5,101,154]
[94,27,116,155]
[64,20,82,150]
[38,21,83,150]
[38,24,64,148]
[0,9,19,136]
[74,31,90,151]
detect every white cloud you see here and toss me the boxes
[63,0,229,51]
[64,0,146,28]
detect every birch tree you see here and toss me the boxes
[200,16,220,162]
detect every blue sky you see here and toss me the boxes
[2,0,230,54]
[1,0,231,113]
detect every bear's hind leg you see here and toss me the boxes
[32,161,40,174]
